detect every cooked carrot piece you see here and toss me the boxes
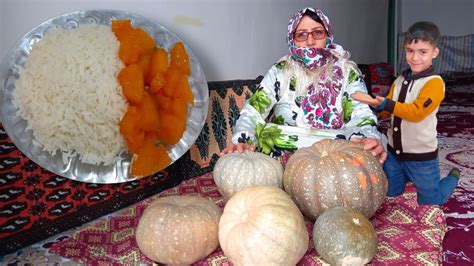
[155,113,186,145]
[171,97,188,121]
[163,67,181,97]
[146,48,169,85]
[120,106,146,153]
[136,91,160,132]
[170,42,190,75]
[118,28,156,65]
[113,21,193,167]
[154,92,172,112]
[112,20,133,41]
[174,73,194,105]
[118,64,144,105]
[134,28,156,56]
[137,52,153,80]
[149,72,166,94]
[131,139,171,177]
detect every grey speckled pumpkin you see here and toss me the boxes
[213,150,283,202]
[283,139,387,221]
[313,207,378,265]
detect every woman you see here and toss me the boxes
[221,7,386,163]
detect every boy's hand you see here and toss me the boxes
[351,92,384,108]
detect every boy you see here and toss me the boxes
[352,21,460,205]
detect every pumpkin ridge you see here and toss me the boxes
[219,186,308,265]
[246,194,305,263]
[283,139,387,221]
[337,150,375,216]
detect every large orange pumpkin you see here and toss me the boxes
[283,139,387,221]
[135,196,221,264]
[219,186,308,265]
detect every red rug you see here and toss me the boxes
[47,172,446,265]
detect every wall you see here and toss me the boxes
[0,0,388,81]
[399,0,474,36]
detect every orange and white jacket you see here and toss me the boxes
[379,67,444,161]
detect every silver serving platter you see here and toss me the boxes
[0,10,209,183]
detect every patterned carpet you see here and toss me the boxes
[437,81,474,265]
[0,79,473,265]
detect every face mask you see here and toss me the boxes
[289,43,333,70]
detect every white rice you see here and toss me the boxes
[14,24,127,165]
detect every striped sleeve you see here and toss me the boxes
[390,77,445,122]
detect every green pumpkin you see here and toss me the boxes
[283,139,387,221]
[313,207,378,265]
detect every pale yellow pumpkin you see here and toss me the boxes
[219,186,308,265]
[135,195,221,265]
[213,150,283,202]
[283,139,387,221]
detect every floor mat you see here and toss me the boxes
[37,173,447,265]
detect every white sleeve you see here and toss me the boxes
[232,66,279,145]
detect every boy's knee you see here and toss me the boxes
[416,188,444,205]
[386,186,405,197]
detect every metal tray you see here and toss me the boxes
[0,10,209,183]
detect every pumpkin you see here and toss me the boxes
[313,207,378,265]
[283,139,387,221]
[219,186,308,265]
[135,195,221,265]
[213,150,283,202]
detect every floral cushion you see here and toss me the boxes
[371,84,391,97]
[369,62,395,86]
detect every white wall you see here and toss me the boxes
[399,0,474,36]
[0,0,388,81]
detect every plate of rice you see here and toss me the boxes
[0,10,209,183]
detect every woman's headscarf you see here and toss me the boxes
[287,7,346,70]
[287,8,350,129]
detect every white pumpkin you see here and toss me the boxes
[219,186,308,265]
[213,150,283,202]
[135,195,221,265]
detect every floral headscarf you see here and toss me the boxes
[287,8,348,129]
[287,7,345,69]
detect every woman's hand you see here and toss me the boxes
[351,92,384,108]
[219,143,256,156]
[351,137,387,164]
